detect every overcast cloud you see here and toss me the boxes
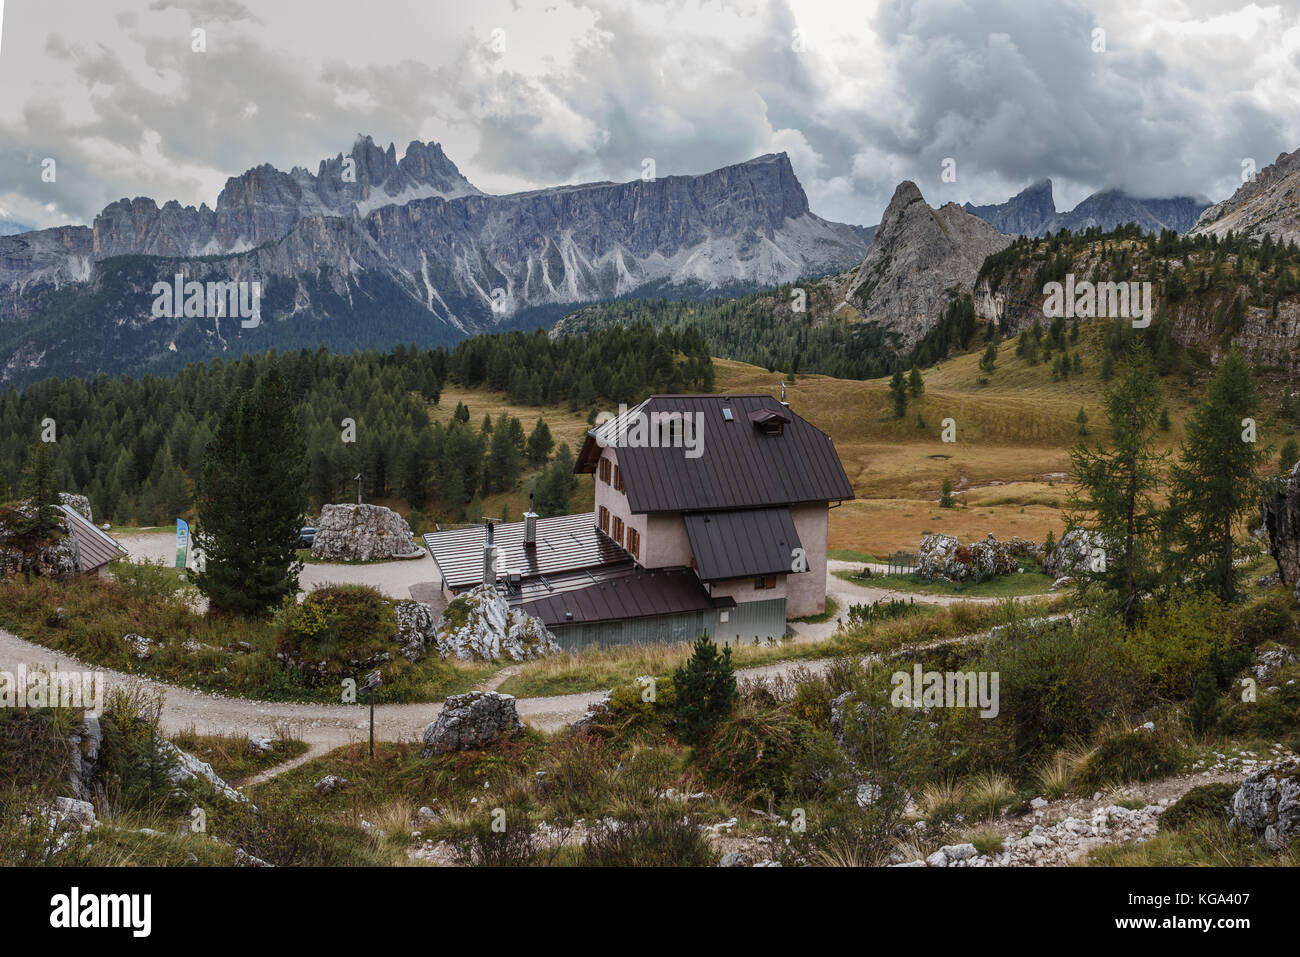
[1,0,1297,231]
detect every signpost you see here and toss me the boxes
[362,669,382,758]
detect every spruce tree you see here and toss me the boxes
[1166,348,1265,602]
[889,370,908,418]
[672,636,737,746]
[907,366,924,397]
[192,369,308,617]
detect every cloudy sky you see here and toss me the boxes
[1,0,1298,231]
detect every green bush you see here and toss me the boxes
[276,585,399,686]
[1124,594,1239,698]
[1072,725,1186,790]
[1232,591,1298,649]
[1159,782,1238,832]
[695,705,813,800]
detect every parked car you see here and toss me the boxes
[298,526,317,548]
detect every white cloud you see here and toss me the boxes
[0,0,1296,232]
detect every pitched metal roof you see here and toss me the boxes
[423,513,627,591]
[576,394,854,513]
[515,564,734,627]
[59,505,127,574]
[684,507,803,582]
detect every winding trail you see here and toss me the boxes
[0,535,1052,783]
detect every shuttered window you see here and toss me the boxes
[598,505,610,534]
[626,527,640,560]
[612,516,624,545]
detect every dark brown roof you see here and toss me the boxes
[60,506,126,573]
[423,513,627,591]
[576,394,854,513]
[684,507,803,582]
[515,564,734,627]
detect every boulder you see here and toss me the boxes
[1262,462,1300,586]
[718,852,752,867]
[160,740,248,803]
[58,492,93,523]
[421,691,524,755]
[310,503,417,562]
[1230,759,1300,850]
[313,775,348,795]
[918,532,1018,583]
[433,585,559,662]
[1041,528,1102,579]
[124,633,152,660]
[52,796,97,828]
[0,503,81,579]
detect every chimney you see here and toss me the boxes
[524,493,538,549]
[483,521,497,586]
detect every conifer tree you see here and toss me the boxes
[672,636,737,746]
[192,370,307,617]
[1067,344,1167,625]
[1166,348,1265,602]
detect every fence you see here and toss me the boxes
[886,550,918,575]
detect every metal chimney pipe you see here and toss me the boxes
[524,511,538,549]
[483,520,497,586]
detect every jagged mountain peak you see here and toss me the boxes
[844,181,1011,353]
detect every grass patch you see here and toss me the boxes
[834,568,1057,598]
[171,730,310,782]
[792,595,840,624]
[828,549,879,563]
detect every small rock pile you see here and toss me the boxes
[917,533,1019,583]
[893,804,1162,867]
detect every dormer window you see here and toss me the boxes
[748,407,791,435]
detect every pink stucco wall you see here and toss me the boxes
[591,447,831,619]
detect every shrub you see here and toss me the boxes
[672,637,737,746]
[1232,592,1298,649]
[1159,782,1238,832]
[1072,724,1186,790]
[580,807,716,866]
[1124,594,1238,698]
[275,585,398,686]
[695,705,812,800]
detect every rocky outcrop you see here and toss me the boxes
[160,740,248,803]
[66,712,102,803]
[893,804,1161,867]
[843,181,1012,354]
[1262,462,1300,592]
[1041,528,1103,579]
[394,600,438,661]
[0,504,81,579]
[310,503,417,562]
[421,691,524,755]
[434,585,559,662]
[965,179,1059,236]
[1231,759,1300,850]
[58,493,92,522]
[1190,148,1300,245]
[917,532,1020,583]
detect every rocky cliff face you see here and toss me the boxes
[1189,148,1300,245]
[964,179,1058,236]
[965,179,1207,237]
[0,142,866,383]
[845,181,1011,351]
